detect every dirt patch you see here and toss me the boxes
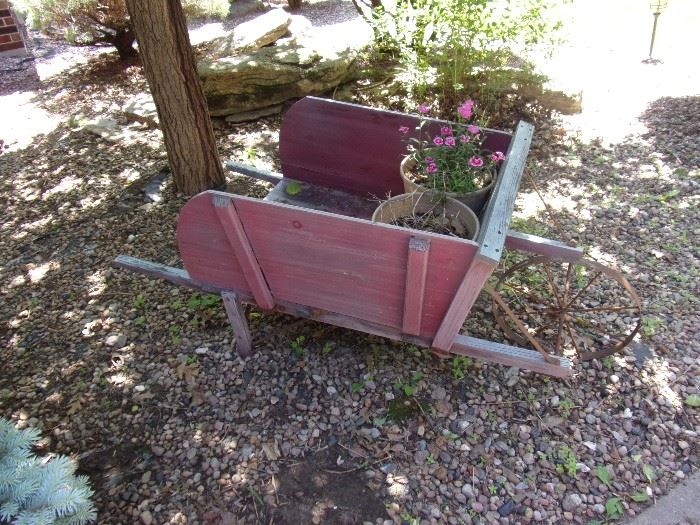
[270,445,389,524]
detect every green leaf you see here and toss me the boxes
[596,465,612,487]
[605,497,623,519]
[684,394,700,407]
[351,382,364,393]
[631,491,649,502]
[285,181,302,195]
[642,464,656,483]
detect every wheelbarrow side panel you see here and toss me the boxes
[177,191,479,339]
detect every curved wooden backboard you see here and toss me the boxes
[279,97,513,198]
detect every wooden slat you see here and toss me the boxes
[402,237,431,336]
[476,121,535,264]
[505,230,583,262]
[226,160,283,184]
[431,254,496,351]
[279,96,512,198]
[221,291,253,357]
[451,334,573,378]
[115,255,572,377]
[211,194,275,310]
[265,178,378,220]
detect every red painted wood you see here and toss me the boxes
[221,291,253,357]
[211,194,275,310]
[279,97,512,198]
[402,237,430,336]
[432,255,497,351]
[177,191,478,337]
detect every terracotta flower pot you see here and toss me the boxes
[372,191,479,241]
[400,156,495,215]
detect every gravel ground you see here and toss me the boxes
[1,2,699,524]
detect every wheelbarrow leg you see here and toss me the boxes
[221,291,253,357]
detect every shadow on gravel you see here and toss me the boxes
[269,444,389,525]
[640,95,700,169]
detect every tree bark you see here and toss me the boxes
[124,0,225,195]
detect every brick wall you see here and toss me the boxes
[0,1,26,56]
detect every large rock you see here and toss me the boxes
[198,34,359,117]
[209,8,292,57]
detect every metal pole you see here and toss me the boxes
[648,11,661,60]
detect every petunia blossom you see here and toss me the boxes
[441,126,453,136]
[418,103,430,114]
[398,126,410,134]
[459,134,470,143]
[469,156,484,168]
[458,99,474,119]
[424,156,434,163]
[426,163,438,173]
[467,124,480,134]
[433,136,444,146]
[493,151,506,161]
[444,136,456,146]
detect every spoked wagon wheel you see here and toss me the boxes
[491,255,642,361]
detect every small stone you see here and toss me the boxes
[152,446,165,456]
[194,346,208,354]
[562,493,582,512]
[497,500,515,517]
[431,386,447,401]
[679,441,689,450]
[461,484,476,499]
[140,510,153,525]
[105,334,127,347]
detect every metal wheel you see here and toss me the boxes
[491,255,642,361]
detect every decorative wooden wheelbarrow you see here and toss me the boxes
[115,97,642,378]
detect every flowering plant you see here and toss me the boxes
[400,100,506,194]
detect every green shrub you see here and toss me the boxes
[366,0,565,116]
[14,0,230,59]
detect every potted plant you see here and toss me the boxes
[399,100,506,214]
[372,191,479,240]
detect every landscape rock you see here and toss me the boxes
[208,9,292,57]
[198,34,360,117]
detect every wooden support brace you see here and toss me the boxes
[431,255,496,352]
[402,237,430,336]
[505,230,583,262]
[212,194,275,310]
[221,291,253,357]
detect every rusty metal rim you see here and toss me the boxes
[492,255,643,361]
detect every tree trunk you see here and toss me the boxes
[124,0,225,195]
[110,29,137,60]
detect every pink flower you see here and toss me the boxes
[459,134,470,143]
[433,136,444,146]
[445,136,456,146]
[424,156,434,163]
[458,99,474,119]
[426,163,438,173]
[398,126,410,134]
[418,103,430,114]
[441,126,453,135]
[469,156,484,168]
[490,151,506,162]
[467,124,480,134]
